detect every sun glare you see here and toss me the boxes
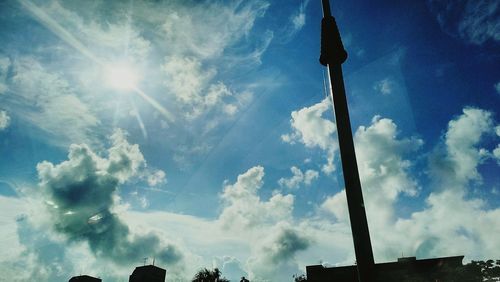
[105,63,140,91]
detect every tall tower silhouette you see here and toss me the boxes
[319,0,374,281]
[306,1,472,282]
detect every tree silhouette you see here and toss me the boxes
[192,268,230,282]
[471,260,500,281]
[293,274,307,282]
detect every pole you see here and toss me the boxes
[319,1,375,281]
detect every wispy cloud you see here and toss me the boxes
[281,0,310,42]
[4,57,100,146]
[0,56,9,94]
[291,1,308,31]
[373,77,395,95]
[158,1,269,119]
[428,0,500,45]
[0,110,10,130]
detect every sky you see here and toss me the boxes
[0,0,499,281]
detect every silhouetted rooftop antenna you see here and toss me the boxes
[319,0,375,281]
[153,257,155,266]
[143,257,148,266]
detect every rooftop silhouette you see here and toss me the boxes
[129,264,166,282]
[68,264,166,282]
[306,256,481,282]
[69,275,102,282]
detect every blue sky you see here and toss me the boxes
[0,0,499,281]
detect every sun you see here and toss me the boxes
[104,62,140,91]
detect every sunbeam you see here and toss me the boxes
[18,0,174,122]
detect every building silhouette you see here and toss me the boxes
[68,275,102,282]
[307,256,481,282]
[129,265,166,282]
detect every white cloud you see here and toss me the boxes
[321,189,349,222]
[157,1,269,119]
[278,166,319,189]
[219,166,294,231]
[161,55,216,108]
[318,108,500,262]
[120,166,306,281]
[428,0,500,45]
[322,116,422,230]
[291,0,309,32]
[495,81,500,94]
[282,98,338,174]
[147,169,166,187]
[494,126,500,163]
[247,225,311,281]
[18,0,266,129]
[36,129,182,267]
[373,78,395,95]
[282,98,335,150]
[23,1,151,62]
[161,54,251,120]
[160,1,269,60]
[0,110,10,130]
[429,107,494,187]
[213,256,248,280]
[0,56,10,94]
[7,57,99,146]
[388,109,499,260]
[280,0,310,42]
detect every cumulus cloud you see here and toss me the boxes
[217,167,313,280]
[282,98,338,174]
[428,0,500,45]
[278,166,319,189]
[317,108,500,262]
[36,129,182,266]
[219,166,294,230]
[322,116,422,231]
[282,104,500,266]
[495,81,500,94]
[429,107,494,187]
[321,189,349,222]
[389,108,500,260]
[0,110,10,130]
[378,108,498,260]
[373,78,395,95]
[213,256,248,280]
[248,226,311,281]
